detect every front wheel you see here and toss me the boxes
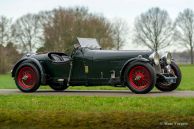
[15,63,40,92]
[155,62,182,92]
[124,62,156,94]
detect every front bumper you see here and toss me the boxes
[158,73,177,83]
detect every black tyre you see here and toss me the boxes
[124,62,156,94]
[15,63,40,92]
[49,84,68,91]
[155,62,182,92]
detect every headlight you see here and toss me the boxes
[149,52,160,65]
[161,52,172,65]
[166,52,172,64]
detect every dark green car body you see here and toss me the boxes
[12,38,181,93]
[12,48,152,86]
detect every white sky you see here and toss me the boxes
[0,0,194,51]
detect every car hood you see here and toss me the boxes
[84,49,152,60]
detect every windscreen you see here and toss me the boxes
[77,37,101,49]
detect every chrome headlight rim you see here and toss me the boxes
[166,52,172,65]
[149,52,160,65]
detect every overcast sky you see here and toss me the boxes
[0,0,193,51]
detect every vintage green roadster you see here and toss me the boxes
[12,38,181,94]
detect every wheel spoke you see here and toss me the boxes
[17,66,37,90]
[129,66,151,90]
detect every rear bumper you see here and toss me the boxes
[157,73,177,83]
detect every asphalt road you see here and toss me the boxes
[0,89,194,97]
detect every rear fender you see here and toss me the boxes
[120,57,150,83]
[12,57,46,84]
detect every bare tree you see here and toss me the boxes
[175,9,194,64]
[41,8,76,53]
[84,14,114,49]
[38,7,114,53]
[112,18,128,50]
[0,16,12,74]
[133,7,174,51]
[12,14,43,53]
[0,16,12,45]
[0,42,21,74]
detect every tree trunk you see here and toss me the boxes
[117,42,119,50]
[190,47,193,64]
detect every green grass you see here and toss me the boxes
[177,65,194,90]
[0,95,194,129]
[1,65,194,90]
[0,74,14,89]
[0,95,193,115]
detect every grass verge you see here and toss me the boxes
[0,95,194,129]
[0,111,193,129]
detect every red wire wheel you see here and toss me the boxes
[125,62,156,94]
[15,63,40,92]
[129,66,151,90]
[17,66,37,89]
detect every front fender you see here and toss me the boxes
[12,57,46,84]
[120,57,150,83]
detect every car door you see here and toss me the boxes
[70,48,88,85]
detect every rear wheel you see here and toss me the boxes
[124,62,156,94]
[155,62,182,91]
[15,63,40,92]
